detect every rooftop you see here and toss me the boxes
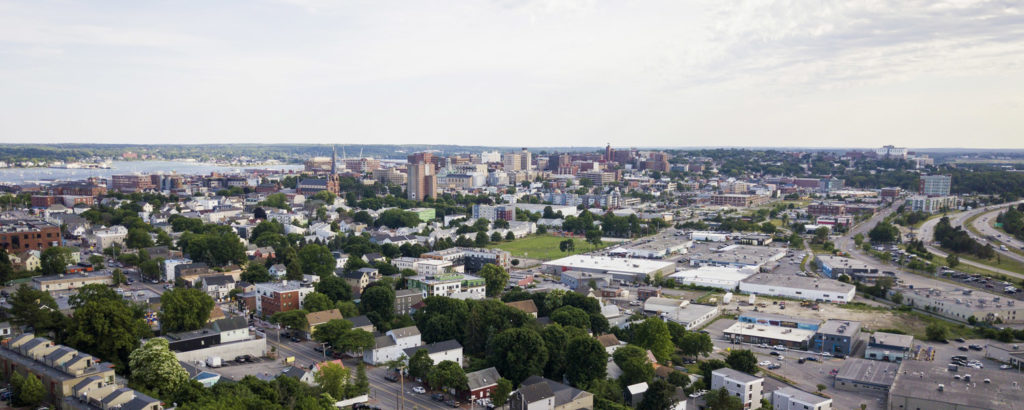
[723,321,816,343]
[740,272,855,293]
[815,255,875,270]
[686,244,786,266]
[835,358,899,387]
[0,218,59,233]
[890,360,1024,409]
[542,255,675,274]
[817,319,861,336]
[403,339,462,357]
[870,332,914,349]
[33,269,114,284]
[712,367,763,383]
[773,387,831,405]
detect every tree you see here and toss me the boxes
[242,263,272,283]
[679,331,714,359]
[631,317,674,363]
[505,231,516,241]
[559,239,575,253]
[487,328,548,385]
[286,258,304,281]
[428,360,468,391]
[703,387,743,410]
[926,322,949,341]
[408,348,434,380]
[315,275,353,302]
[17,373,44,406]
[667,371,690,388]
[336,300,359,317]
[126,227,155,249]
[491,231,503,242]
[479,263,510,298]
[816,383,827,392]
[492,378,514,407]
[636,379,678,410]
[868,221,899,243]
[585,229,603,247]
[40,246,72,275]
[129,338,190,397]
[946,253,960,268]
[110,268,125,286]
[475,231,489,246]
[8,285,64,337]
[271,309,309,331]
[254,207,267,220]
[361,285,395,327]
[312,319,375,353]
[551,305,591,331]
[725,349,758,374]
[159,288,215,332]
[298,243,335,277]
[88,254,106,270]
[542,324,569,379]
[303,292,334,312]
[699,359,727,385]
[66,296,151,371]
[315,361,350,400]
[0,249,14,284]
[814,226,830,244]
[565,337,608,387]
[614,345,654,386]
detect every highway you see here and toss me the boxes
[834,203,896,270]
[916,201,1024,279]
[971,208,1024,263]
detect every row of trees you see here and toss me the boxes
[934,217,996,259]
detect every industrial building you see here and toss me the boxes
[887,360,1024,410]
[813,320,862,356]
[739,273,856,304]
[866,332,913,362]
[669,266,757,290]
[685,244,787,269]
[723,322,815,349]
[814,255,879,280]
[541,255,676,283]
[899,286,1022,324]
[833,358,899,393]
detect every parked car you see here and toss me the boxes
[445,399,460,408]
[958,346,969,351]
[773,345,786,351]
[413,386,426,394]
[431,393,446,402]
[770,351,780,356]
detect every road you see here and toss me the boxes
[972,209,1024,263]
[917,201,1024,279]
[834,203,896,271]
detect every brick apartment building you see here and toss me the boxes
[710,194,769,208]
[0,219,62,252]
[807,202,846,216]
[254,281,315,316]
[111,174,157,193]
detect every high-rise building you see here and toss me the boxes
[519,148,532,171]
[502,153,521,171]
[407,152,437,200]
[919,175,951,196]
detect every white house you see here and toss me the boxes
[403,340,463,367]
[363,326,422,365]
[711,368,763,409]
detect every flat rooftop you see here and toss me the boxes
[818,319,861,336]
[835,358,899,387]
[815,255,875,271]
[903,287,1016,308]
[723,321,816,343]
[543,255,675,275]
[686,244,786,266]
[669,266,756,283]
[741,273,855,294]
[713,367,762,383]
[890,360,1024,409]
[773,387,831,405]
[870,332,914,349]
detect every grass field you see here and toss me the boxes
[487,234,609,260]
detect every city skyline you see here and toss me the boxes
[1,1,1023,148]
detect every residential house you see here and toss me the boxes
[269,264,287,278]
[509,375,594,410]
[464,367,501,402]
[305,309,343,339]
[403,340,463,367]
[200,275,236,301]
[596,334,623,355]
[363,326,421,365]
[282,366,317,386]
[395,289,424,316]
[505,300,539,318]
[342,267,379,298]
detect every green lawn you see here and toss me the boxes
[487,234,608,261]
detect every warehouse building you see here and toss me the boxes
[541,255,676,283]
[723,322,815,349]
[739,273,856,304]
[833,358,899,393]
[899,286,1022,324]
[669,266,757,290]
[888,360,1024,410]
[685,244,787,269]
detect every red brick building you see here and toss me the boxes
[0,219,61,252]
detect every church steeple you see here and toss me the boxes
[331,145,337,175]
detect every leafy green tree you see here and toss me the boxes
[542,324,569,379]
[315,361,350,400]
[126,227,154,249]
[408,348,434,380]
[315,275,353,301]
[505,231,515,241]
[725,349,758,374]
[302,292,334,312]
[8,284,64,337]
[631,317,674,363]
[129,338,190,397]
[637,379,678,410]
[585,229,603,247]
[491,231,503,242]
[0,249,14,284]
[679,331,714,359]
[699,359,728,385]
[260,193,291,210]
[926,322,949,341]
[241,263,272,283]
[40,246,73,275]
[159,288,215,332]
[298,243,335,277]
[559,239,575,253]
[492,378,514,407]
[475,231,489,246]
[312,319,375,352]
[67,295,151,371]
[336,300,359,317]
[703,387,743,410]
[271,309,309,331]
[479,263,510,297]
[361,285,395,327]
[946,253,960,268]
[551,305,591,331]
[177,229,246,266]
[667,371,690,388]
[487,327,548,385]
[869,221,899,243]
[565,336,608,387]
[17,373,44,406]
[614,345,654,386]
[348,362,370,397]
[428,360,468,391]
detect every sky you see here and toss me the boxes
[1,0,1023,148]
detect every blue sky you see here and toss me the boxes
[1,0,1023,148]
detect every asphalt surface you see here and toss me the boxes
[973,209,1024,263]
[917,202,1024,279]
